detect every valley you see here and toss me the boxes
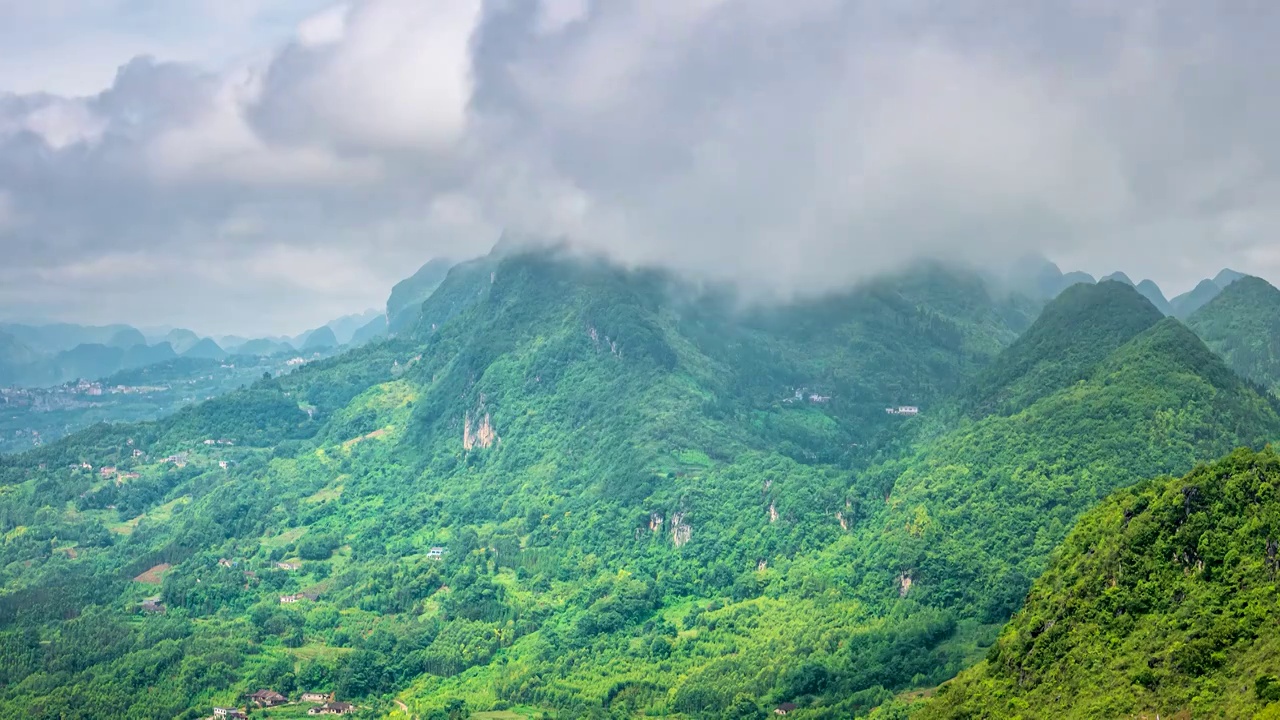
[2,249,1280,718]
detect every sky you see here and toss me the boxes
[2,1,1280,335]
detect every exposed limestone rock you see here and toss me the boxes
[463,411,498,450]
[671,512,692,547]
[769,502,778,523]
[836,511,847,531]
[648,513,664,533]
[898,572,913,598]
[757,559,768,572]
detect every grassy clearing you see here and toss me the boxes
[290,643,355,662]
[110,495,192,534]
[304,483,344,504]
[261,526,307,549]
[133,563,172,585]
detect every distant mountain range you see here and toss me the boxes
[0,255,463,388]
[1012,255,1247,319]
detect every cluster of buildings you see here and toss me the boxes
[782,389,832,404]
[8,380,172,399]
[211,690,353,718]
[884,405,920,415]
[160,452,189,468]
[279,590,321,604]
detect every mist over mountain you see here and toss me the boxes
[162,328,202,354]
[326,309,383,345]
[180,337,226,361]
[4,245,1280,717]
[386,258,456,335]
[301,326,338,351]
[4,3,1280,333]
[7,3,1280,714]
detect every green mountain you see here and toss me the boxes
[1135,279,1172,315]
[386,257,455,334]
[1215,268,1247,287]
[182,337,227,360]
[302,326,339,351]
[1167,270,1249,320]
[843,295,1280,635]
[108,328,147,349]
[0,252,1275,719]
[1022,259,1096,299]
[0,331,40,384]
[917,447,1280,719]
[962,281,1164,417]
[236,338,294,357]
[327,310,384,345]
[164,329,202,354]
[120,342,177,370]
[350,315,388,346]
[0,337,179,387]
[1171,278,1224,318]
[53,343,130,381]
[0,252,1040,718]
[1186,275,1280,395]
[0,323,143,354]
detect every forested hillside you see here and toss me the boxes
[1188,275,1280,395]
[849,308,1280,627]
[917,447,1280,719]
[0,250,1276,719]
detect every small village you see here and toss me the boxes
[210,689,356,718]
[780,388,832,405]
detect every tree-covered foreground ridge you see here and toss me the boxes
[3,248,1280,719]
[917,447,1280,719]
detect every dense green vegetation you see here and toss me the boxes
[1188,275,1280,395]
[1,250,1278,719]
[917,447,1280,718]
[961,280,1164,417]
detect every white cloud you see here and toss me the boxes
[296,3,349,47]
[145,64,383,186]
[534,0,589,35]
[0,190,15,234]
[3,0,1280,331]
[250,0,482,153]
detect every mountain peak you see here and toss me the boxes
[1213,267,1247,287]
[386,257,457,334]
[182,337,226,360]
[964,281,1164,416]
[1100,271,1134,286]
[1170,277,1223,318]
[1134,278,1171,315]
[302,325,338,350]
[1186,275,1280,394]
[1101,316,1242,392]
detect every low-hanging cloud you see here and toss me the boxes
[1,0,1279,333]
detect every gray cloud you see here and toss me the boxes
[2,0,1280,334]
